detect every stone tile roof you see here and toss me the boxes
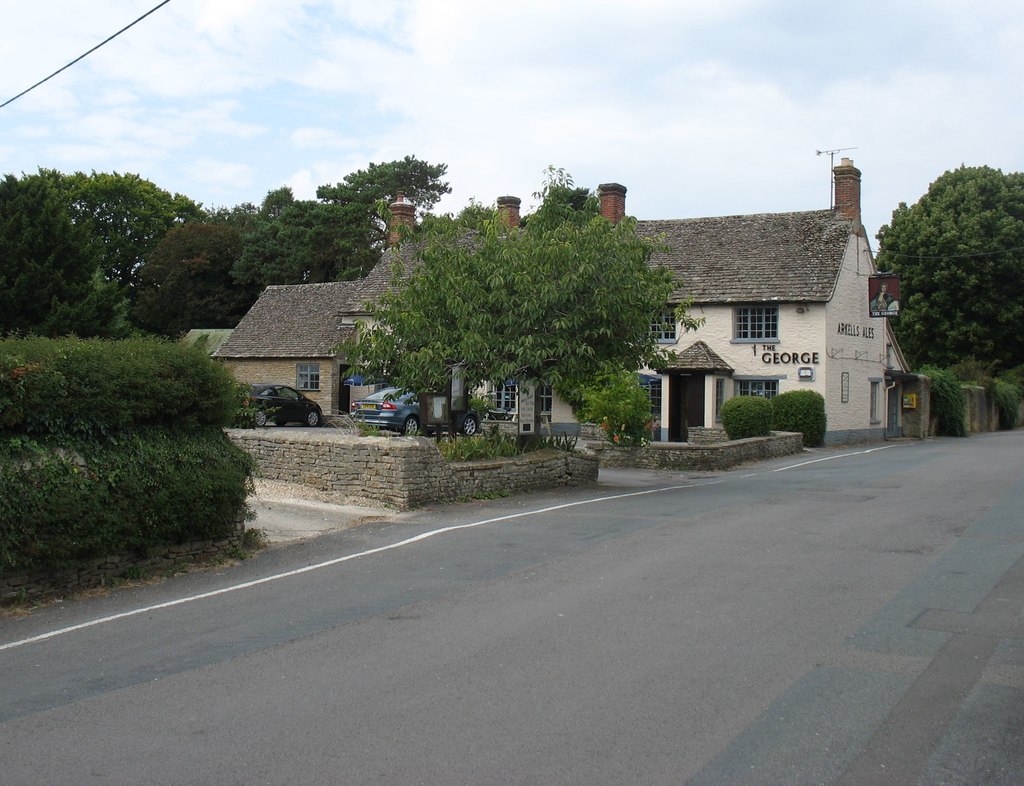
[659,340,734,373]
[637,210,854,304]
[214,281,360,358]
[348,246,419,313]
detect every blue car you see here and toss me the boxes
[350,387,480,436]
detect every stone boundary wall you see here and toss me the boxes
[589,431,804,471]
[2,532,244,605]
[226,429,599,510]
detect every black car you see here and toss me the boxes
[250,384,323,427]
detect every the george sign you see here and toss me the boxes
[868,273,900,318]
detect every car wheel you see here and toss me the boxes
[306,410,321,427]
[255,411,268,427]
[402,415,420,435]
[461,414,479,436]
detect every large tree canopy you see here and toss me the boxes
[231,158,450,291]
[133,223,252,336]
[230,188,371,290]
[0,173,127,338]
[45,170,203,294]
[877,165,1024,371]
[344,172,682,398]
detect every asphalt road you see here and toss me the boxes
[2,432,1024,784]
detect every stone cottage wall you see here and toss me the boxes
[226,429,599,510]
[590,431,804,471]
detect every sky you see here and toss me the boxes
[2,0,1022,243]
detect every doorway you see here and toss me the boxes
[886,384,902,438]
[667,373,706,442]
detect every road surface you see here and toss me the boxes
[2,432,1023,784]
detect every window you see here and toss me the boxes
[494,381,517,412]
[735,379,779,399]
[841,372,850,403]
[650,309,677,342]
[296,363,320,391]
[647,378,662,420]
[715,378,725,422]
[870,380,881,422]
[734,306,779,341]
[538,384,553,415]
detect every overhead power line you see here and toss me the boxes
[0,0,173,110]
[880,245,1024,261]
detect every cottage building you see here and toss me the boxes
[213,281,361,415]
[218,162,912,444]
[613,158,912,444]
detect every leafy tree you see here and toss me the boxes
[317,155,450,216]
[231,189,370,289]
[0,173,128,337]
[133,222,252,335]
[227,158,449,292]
[44,170,203,295]
[576,371,654,446]
[877,165,1024,371]
[343,171,685,424]
[317,155,450,253]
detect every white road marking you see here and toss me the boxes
[0,443,905,652]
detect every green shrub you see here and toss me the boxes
[920,365,967,437]
[991,378,1022,430]
[231,382,260,428]
[576,371,653,446]
[0,337,237,440]
[771,389,826,446]
[0,429,254,573]
[720,395,773,440]
[437,429,518,461]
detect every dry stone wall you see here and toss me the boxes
[590,431,804,471]
[1,532,244,605]
[226,429,599,510]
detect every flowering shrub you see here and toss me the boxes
[578,372,653,447]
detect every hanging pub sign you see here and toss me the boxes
[868,273,900,318]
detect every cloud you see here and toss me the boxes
[1,0,1021,242]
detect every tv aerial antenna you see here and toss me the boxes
[816,147,857,209]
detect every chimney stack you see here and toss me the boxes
[387,192,416,247]
[833,158,862,226]
[598,183,627,224]
[497,195,521,229]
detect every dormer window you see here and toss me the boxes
[650,309,677,343]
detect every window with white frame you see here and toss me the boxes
[650,309,677,342]
[647,378,662,420]
[296,363,320,391]
[870,380,881,422]
[734,306,779,341]
[735,379,779,399]
[494,381,517,412]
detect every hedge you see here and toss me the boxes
[0,337,237,440]
[0,338,254,576]
[771,389,826,447]
[721,395,773,440]
[0,429,253,573]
